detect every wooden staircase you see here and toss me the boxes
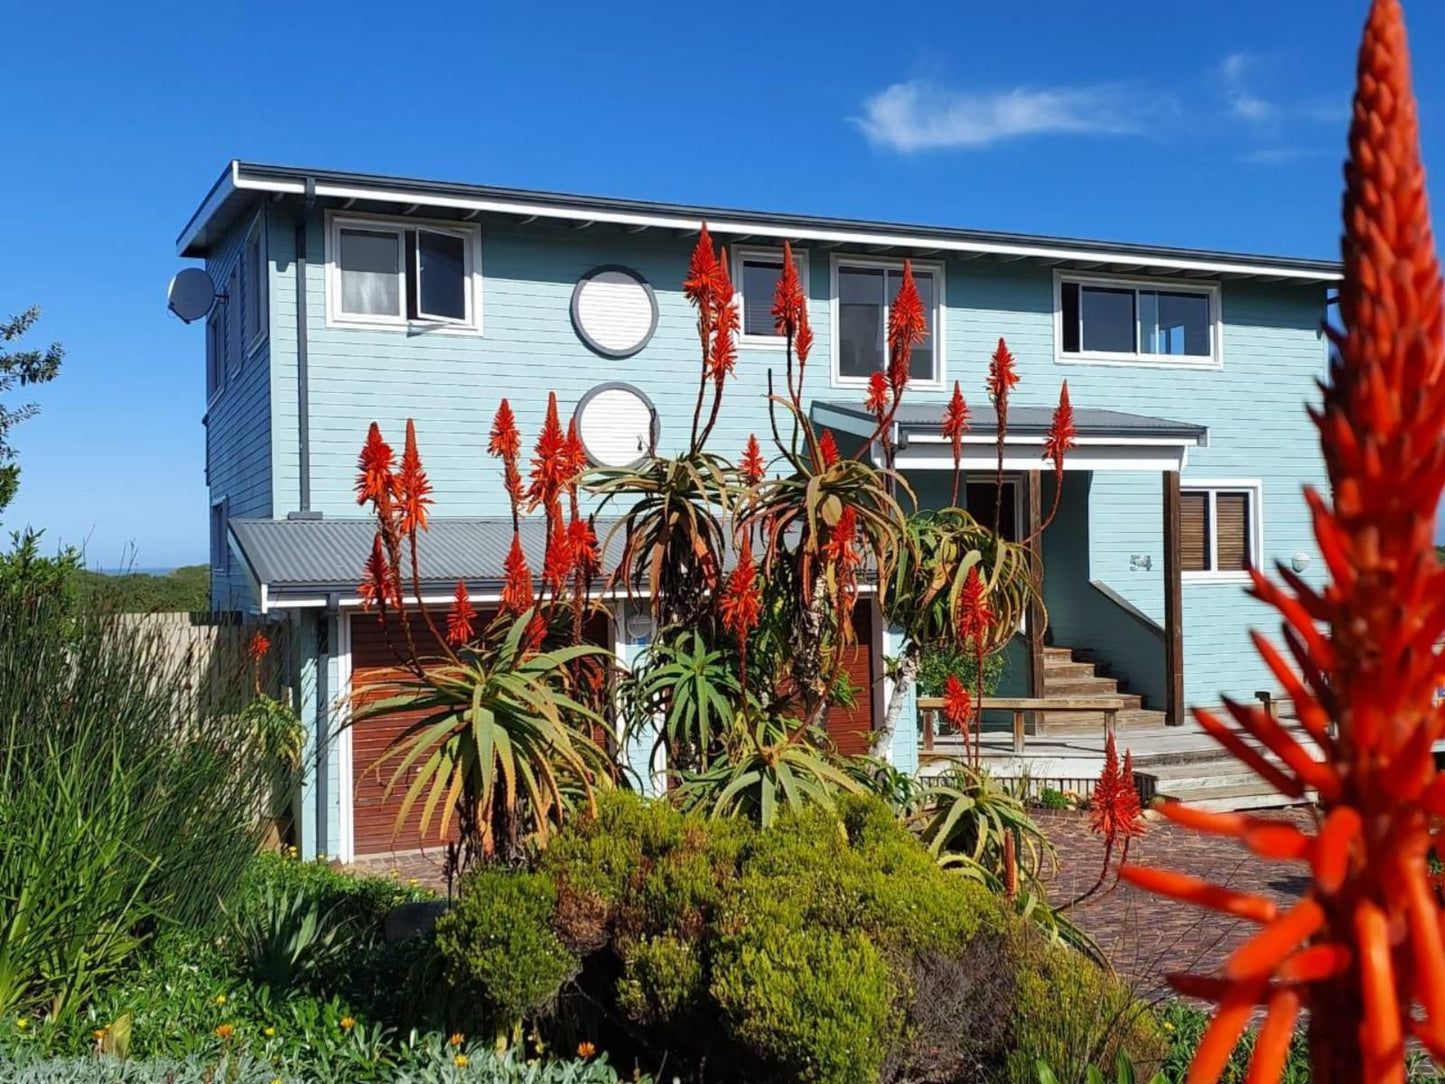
[1040,644,1317,812]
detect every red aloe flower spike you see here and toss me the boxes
[398,419,433,536]
[823,506,863,628]
[708,249,738,386]
[740,434,766,486]
[795,299,814,368]
[359,533,396,612]
[1123,4,1445,1080]
[1043,381,1076,483]
[568,513,600,582]
[818,430,840,468]
[683,222,720,313]
[245,630,270,664]
[718,536,762,642]
[771,241,805,340]
[1090,732,1126,842]
[956,567,995,642]
[886,260,927,396]
[864,371,890,419]
[986,337,1020,536]
[500,534,534,617]
[488,399,520,460]
[446,580,477,645]
[527,392,569,518]
[942,673,972,734]
[542,521,575,592]
[941,380,971,505]
[356,422,396,507]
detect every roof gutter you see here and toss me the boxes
[177,162,1343,283]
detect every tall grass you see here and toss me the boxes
[0,596,300,1024]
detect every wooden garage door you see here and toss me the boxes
[348,609,614,858]
[824,601,877,758]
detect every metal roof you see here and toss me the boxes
[179,161,1341,283]
[816,401,1208,443]
[232,516,619,603]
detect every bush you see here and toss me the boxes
[0,597,302,1024]
[435,871,578,1043]
[1005,935,1165,1084]
[916,642,1006,702]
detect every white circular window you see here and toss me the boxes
[570,266,657,357]
[574,383,659,468]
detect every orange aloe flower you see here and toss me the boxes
[245,630,270,664]
[795,297,814,367]
[942,673,972,733]
[718,537,762,642]
[397,419,433,536]
[489,399,525,516]
[355,422,396,507]
[941,380,970,504]
[527,392,569,517]
[683,222,721,315]
[542,521,575,592]
[359,534,397,612]
[818,429,840,468]
[501,534,533,617]
[771,241,805,339]
[864,371,889,420]
[956,567,994,642]
[708,249,738,385]
[1121,3,1445,1081]
[1091,733,1145,850]
[740,434,766,486]
[1042,381,1076,484]
[568,513,600,581]
[886,260,927,396]
[446,580,477,645]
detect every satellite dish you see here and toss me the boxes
[167,268,217,323]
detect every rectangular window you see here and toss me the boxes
[210,499,229,574]
[735,247,809,343]
[206,311,224,401]
[834,258,941,385]
[1058,275,1218,366]
[1180,484,1258,577]
[329,215,480,331]
[243,215,268,351]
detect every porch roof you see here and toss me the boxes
[812,401,1208,473]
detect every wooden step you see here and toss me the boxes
[1043,659,1095,680]
[1042,676,1123,697]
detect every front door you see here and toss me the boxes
[964,479,1020,540]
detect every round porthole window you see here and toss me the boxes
[570,265,657,358]
[574,383,659,468]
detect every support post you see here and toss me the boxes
[1024,471,1046,734]
[1163,470,1185,726]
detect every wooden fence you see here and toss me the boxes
[114,612,290,714]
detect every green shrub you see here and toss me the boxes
[1005,935,1165,1084]
[1038,788,1070,811]
[0,598,302,1024]
[917,642,1006,702]
[615,934,704,1025]
[435,871,578,1042]
[224,881,349,993]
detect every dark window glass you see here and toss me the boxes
[1140,290,1210,356]
[965,480,1019,541]
[416,230,467,321]
[339,228,402,316]
[838,266,885,379]
[1080,286,1136,353]
[742,259,784,337]
[1061,282,1081,353]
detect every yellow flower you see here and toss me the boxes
[215,994,227,1006]
[453,1054,469,1068]
[408,877,419,887]
[317,852,327,861]
[271,1078,283,1084]
[93,1028,108,1041]
[449,1033,465,1047]
[339,1016,355,1030]
[577,1041,596,1058]
[215,1023,235,1040]
[390,869,400,878]
[263,1026,276,1038]
[14,1018,27,1030]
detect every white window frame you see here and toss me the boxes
[830,254,946,390]
[1053,271,1222,370]
[324,211,483,335]
[733,245,810,349]
[1181,478,1262,584]
[243,210,268,357]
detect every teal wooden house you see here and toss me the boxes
[179,161,1339,860]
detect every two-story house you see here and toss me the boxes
[179,161,1339,861]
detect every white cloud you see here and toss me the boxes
[854,80,1169,153]
[1221,52,1275,121]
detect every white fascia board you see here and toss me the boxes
[896,442,1190,473]
[212,168,1342,283]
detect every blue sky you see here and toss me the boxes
[1,0,1441,568]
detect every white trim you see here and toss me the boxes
[1053,271,1223,371]
[733,245,810,349]
[183,165,1341,283]
[336,611,355,863]
[1180,478,1264,584]
[324,210,483,335]
[830,253,946,391]
[243,208,269,358]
